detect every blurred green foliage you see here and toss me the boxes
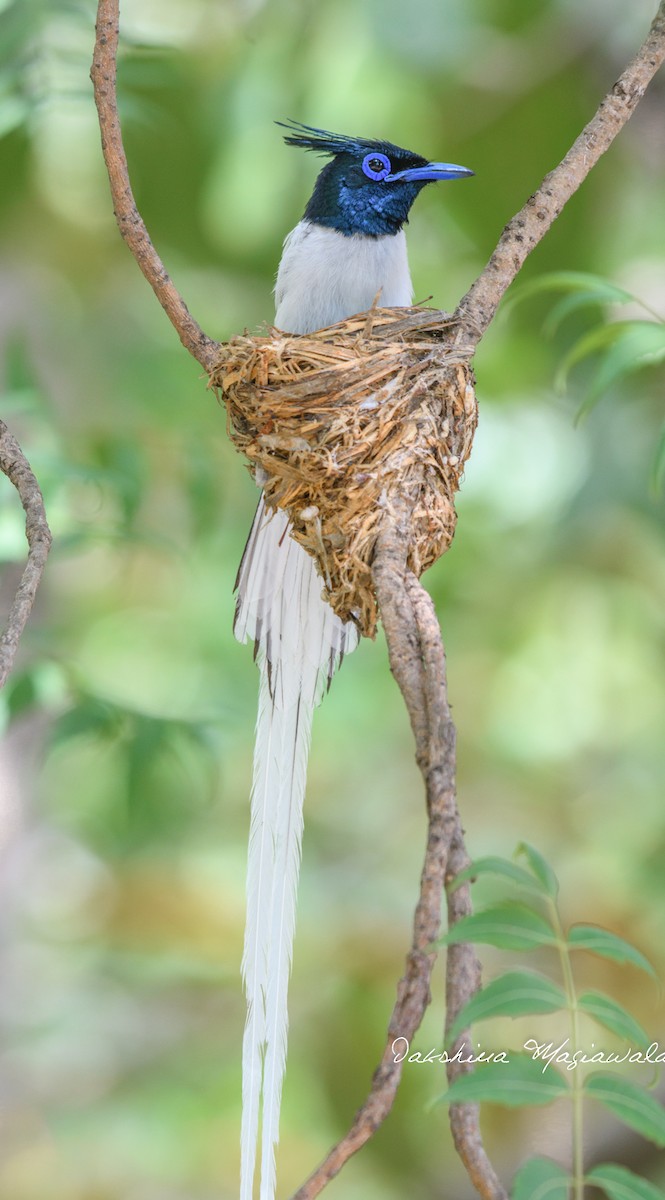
[0,0,664,1197]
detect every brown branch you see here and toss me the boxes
[412,567,505,1198]
[407,579,506,1200]
[0,421,52,690]
[454,0,665,346]
[290,490,506,1200]
[90,0,220,373]
[445,833,504,1196]
[290,487,465,1199]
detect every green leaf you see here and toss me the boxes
[586,1073,665,1147]
[586,1163,665,1200]
[576,321,665,420]
[578,991,649,1047]
[505,271,636,318]
[441,903,558,951]
[448,856,545,895]
[448,971,567,1044]
[555,320,634,390]
[51,698,124,746]
[543,289,634,337]
[512,1156,570,1200]
[567,926,655,978]
[553,319,665,412]
[436,1054,569,1108]
[5,671,39,721]
[516,843,560,899]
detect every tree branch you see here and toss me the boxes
[445,830,503,1196]
[454,0,665,346]
[289,486,504,1200]
[0,421,52,690]
[288,491,507,1200]
[90,0,220,372]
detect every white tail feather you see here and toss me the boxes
[239,667,274,1200]
[259,691,311,1200]
[236,497,358,1200]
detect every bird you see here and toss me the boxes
[233,120,473,1200]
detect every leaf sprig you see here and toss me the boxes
[437,844,664,1200]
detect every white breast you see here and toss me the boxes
[274,220,413,335]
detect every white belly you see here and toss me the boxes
[274,220,413,335]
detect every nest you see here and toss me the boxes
[210,306,477,639]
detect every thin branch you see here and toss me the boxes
[454,0,665,346]
[289,491,507,1200]
[288,498,507,1200]
[407,573,506,1199]
[90,0,220,373]
[0,421,52,689]
[445,831,504,1196]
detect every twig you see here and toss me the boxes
[411,571,506,1199]
[0,421,52,690]
[90,0,220,372]
[454,0,665,346]
[445,828,504,1196]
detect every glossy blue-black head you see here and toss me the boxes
[278,120,474,238]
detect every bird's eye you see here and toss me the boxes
[362,152,391,181]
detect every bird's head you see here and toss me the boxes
[278,120,474,238]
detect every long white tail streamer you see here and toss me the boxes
[235,498,358,1200]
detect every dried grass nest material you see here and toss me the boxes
[210,305,477,639]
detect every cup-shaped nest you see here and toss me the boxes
[210,306,477,639]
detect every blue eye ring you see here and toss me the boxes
[362,152,391,181]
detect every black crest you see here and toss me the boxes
[276,119,402,160]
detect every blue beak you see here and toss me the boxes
[385,162,474,183]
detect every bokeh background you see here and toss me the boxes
[1,0,664,1197]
